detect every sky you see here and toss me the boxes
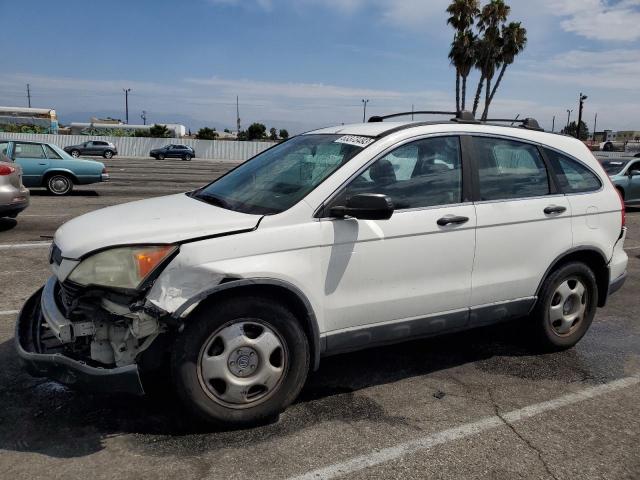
[1,0,639,133]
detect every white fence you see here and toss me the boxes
[0,132,275,161]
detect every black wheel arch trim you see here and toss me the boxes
[534,247,610,307]
[171,277,322,371]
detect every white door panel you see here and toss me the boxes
[472,196,572,306]
[322,204,476,332]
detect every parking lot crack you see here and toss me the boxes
[488,389,559,480]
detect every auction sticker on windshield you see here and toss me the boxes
[335,135,375,148]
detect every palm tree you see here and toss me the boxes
[482,22,527,119]
[471,0,510,117]
[447,0,480,113]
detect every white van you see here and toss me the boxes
[16,113,628,427]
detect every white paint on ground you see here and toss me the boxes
[0,310,19,315]
[624,245,640,250]
[289,375,640,480]
[0,241,51,250]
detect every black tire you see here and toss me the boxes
[158,153,165,160]
[46,174,74,196]
[70,149,81,158]
[603,142,613,152]
[530,262,598,351]
[103,150,114,159]
[616,187,625,202]
[183,154,192,161]
[171,296,310,428]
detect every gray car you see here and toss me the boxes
[63,140,118,159]
[0,153,30,218]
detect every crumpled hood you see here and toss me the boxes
[54,193,261,259]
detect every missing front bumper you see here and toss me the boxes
[14,286,145,395]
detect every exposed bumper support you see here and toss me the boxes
[14,286,145,395]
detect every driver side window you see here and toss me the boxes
[341,136,462,210]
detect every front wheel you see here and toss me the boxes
[103,150,114,159]
[530,262,597,351]
[183,154,192,161]
[158,153,165,160]
[171,296,310,428]
[70,150,80,158]
[603,142,614,152]
[46,174,73,195]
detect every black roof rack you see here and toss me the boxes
[483,117,543,131]
[369,110,461,123]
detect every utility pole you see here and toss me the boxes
[141,110,147,125]
[361,99,369,123]
[552,115,555,133]
[26,84,31,108]
[236,96,241,133]
[566,109,572,130]
[577,92,588,139]
[411,104,414,121]
[123,88,131,124]
[593,113,598,140]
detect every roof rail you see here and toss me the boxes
[369,110,462,123]
[484,117,544,131]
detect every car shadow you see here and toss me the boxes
[0,319,623,459]
[0,217,18,232]
[29,190,100,197]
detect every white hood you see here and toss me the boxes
[54,193,261,259]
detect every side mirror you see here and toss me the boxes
[329,193,394,220]
[630,170,637,178]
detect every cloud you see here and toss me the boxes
[207,0,273,11]
[546,0,640,41]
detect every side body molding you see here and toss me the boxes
[171,278,322,370]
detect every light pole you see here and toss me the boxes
[566,109,572,130]
[552,115,555,133]
[123,88,131,124]
[141,110,147,125]
[577,93,588,139]
[362,99,369,123]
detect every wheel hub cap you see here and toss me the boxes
[549,278,587,336]
[228,347,259,377]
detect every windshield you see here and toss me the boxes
[194,134,367,214]
[600,160,628,175]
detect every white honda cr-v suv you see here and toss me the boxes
[16,112,628,427]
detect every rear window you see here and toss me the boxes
[600,160,628,175]
[544,148,602,193]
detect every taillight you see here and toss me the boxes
[0,165,15,176]
[102,167,108,174]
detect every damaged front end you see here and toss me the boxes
[15,275,171,396]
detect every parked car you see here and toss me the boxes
[0,153,29,218]
[150,144,195,161]
[16,113,627,428]
[599,157,640,206]
[64,140,117,159]
[0,140,109,195]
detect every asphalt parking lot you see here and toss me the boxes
[1,156,639,480]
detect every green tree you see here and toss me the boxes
[237,130,247,141]
[447,0,480,112]
[134,129,150,137]
[196,127,219,140]
[279,129,289,140]
[246,123,267,141]
[471,0,510,118]
[269,127,278,140]
[482,21,527,119]
[562,121,589,141]
[148,124,171,138]
[224,128,231,133]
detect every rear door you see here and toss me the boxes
[13,142,49,187]
[469,135,572,324]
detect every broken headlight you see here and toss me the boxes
[68,245,177,290]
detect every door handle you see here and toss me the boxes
[544,205,567,215]
[437,215,469,226]
[38,163,47,165]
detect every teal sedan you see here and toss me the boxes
[0,140,108,195]
[600,157,640,206]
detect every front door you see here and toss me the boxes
[13,142,49,187]
[320,136,476,351]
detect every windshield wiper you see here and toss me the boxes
[197,192,233,210]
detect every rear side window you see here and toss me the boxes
[44,145,62,159]
[0,142,9,157]
[473,137,550,201]
[544,148,601,193]
[14,143,46,159]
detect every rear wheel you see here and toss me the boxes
[171,296,309,427]
[530,262,597,351]
[46,174,73,196]
[103,150,114,159]
[603,142,614,152]
[158,153,165,160]
[183,154,192,161]
[70,150,80,158]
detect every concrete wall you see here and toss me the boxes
[0,132,275,161]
